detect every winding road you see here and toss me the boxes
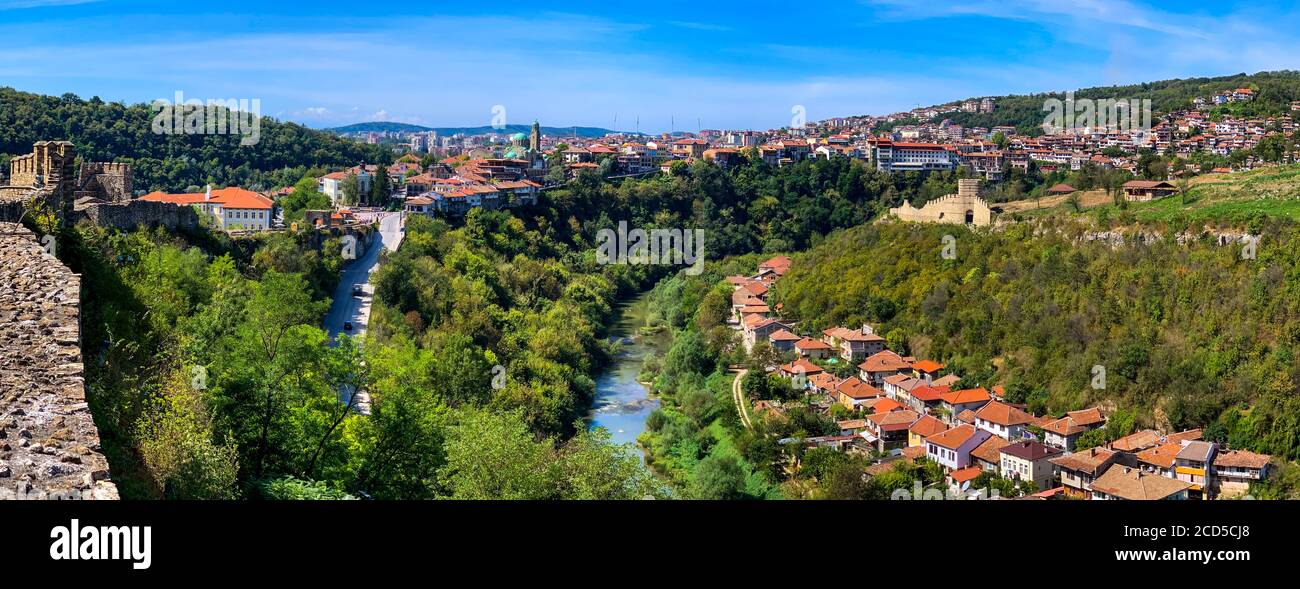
[323,211,405,414]
[324,211,404,343]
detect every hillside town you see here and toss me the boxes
[730,254,1274,501]
[23,83,1290,237]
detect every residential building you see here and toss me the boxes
[905,384,949,414]
[858,350,913,386]
[835,377,885,410]
[1212,449,1272,499]
[794,338,834,359]
[882,374,924,403]
[1041,408,1106,451]
[1175,440,1217,500]
[999,440,1063,490]
[1109,429,1163,453]
[779,358,823,388]
[969,435,1010,473]
[1135,442,1182,478]
[864,409,920,452]
[867,138,956,172]
[1090,465,1193,500]
[767,329,801,353]
[910,359,944,383]
[908,414,947,448]
[937,388,992,425]
[823,325,886,362]
[743,317,790,352]
[925,424,992,471]
[319,169,372,205]
[973,400,1036,440]
[1122,180,1177,202]
[1050,447,1118,498]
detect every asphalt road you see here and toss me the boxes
[324,211,404,343]
[323,211,404,413]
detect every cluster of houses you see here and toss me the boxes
[728,255,1275,501]
[399,156,542,217]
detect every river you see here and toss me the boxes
[588,293,668,454]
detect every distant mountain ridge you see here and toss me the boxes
[325,122,638,138]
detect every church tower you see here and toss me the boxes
[529,120,541,153]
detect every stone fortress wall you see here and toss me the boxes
[889,178,994,227]
[0,140,201,500]
[2,141,197,232]
[0,222,118,499]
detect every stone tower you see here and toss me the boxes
[529,120,541,153]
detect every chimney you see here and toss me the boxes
[204,184,212,201]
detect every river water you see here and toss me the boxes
[588,293,667,453]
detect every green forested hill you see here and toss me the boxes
[0,87,391,193]
[904,70,1300,134]
[774,219,1300,463]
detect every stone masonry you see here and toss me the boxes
[0,222,118,499]
[889,178,994,227]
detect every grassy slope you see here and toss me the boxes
[1001,164,1300,224]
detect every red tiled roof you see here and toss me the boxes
[950,466,983,484]
[795,338,832,351]
[940,388,991,406]
[909,385,950,402]
[927,424,981,450]
[909,415,947,438]
[858,350,912,373]
[974,400,1036,427]
[911,359,944,373]
[141,187,273,210]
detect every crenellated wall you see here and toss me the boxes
[889,178,993,226]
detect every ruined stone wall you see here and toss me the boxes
[888,179,993,226]
[76,162,133,202]
[0,186,61,226]
[73,199,199,231]
[0,222,118,499]
[6,141,75,194]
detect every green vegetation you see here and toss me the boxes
[0,87,390,192]
[774,218,1300,466]
[924,70,1300,134]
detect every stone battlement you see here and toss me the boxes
[76,162,133,202]
[888,179,993,226]
[0,222,118,499]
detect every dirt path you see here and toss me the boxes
[731,368,752,429]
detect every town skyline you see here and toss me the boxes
[4,0,1300,132]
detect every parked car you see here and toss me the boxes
[352,285,363,297]
[343,322,353,331]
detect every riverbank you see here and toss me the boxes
[589,292,671,453]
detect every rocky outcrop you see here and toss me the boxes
[0,222,118,500]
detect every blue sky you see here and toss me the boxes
[2,0,1299,132]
